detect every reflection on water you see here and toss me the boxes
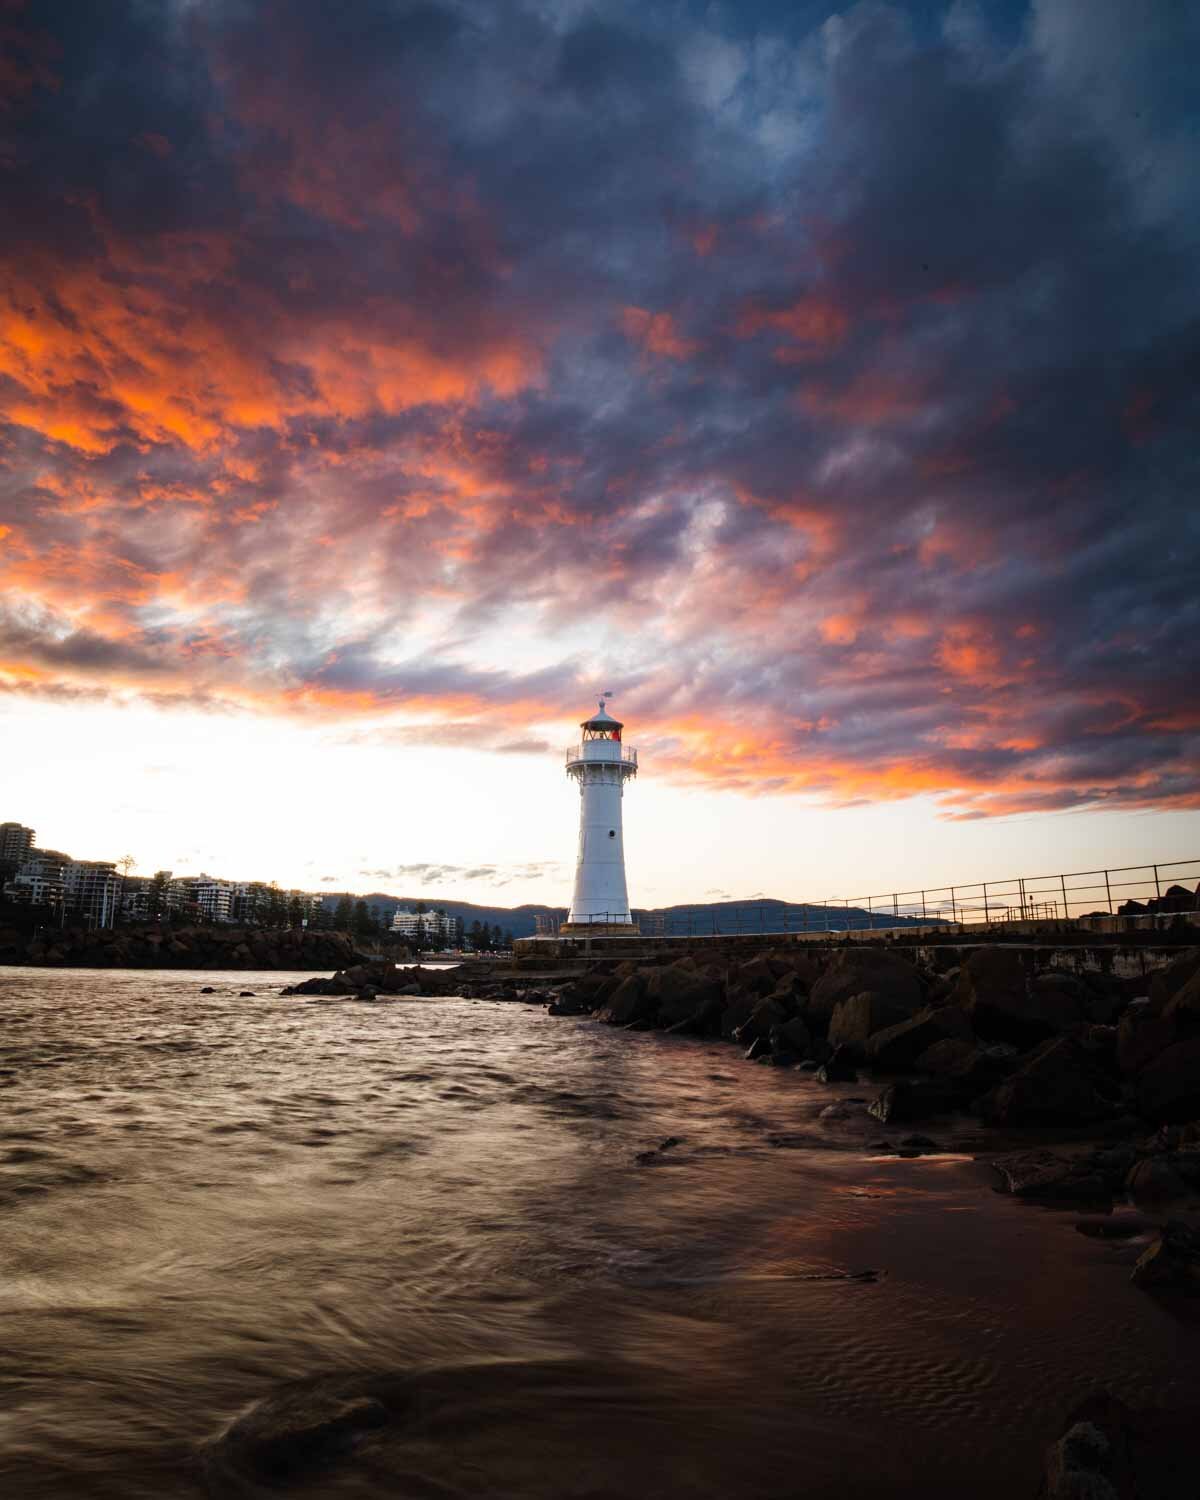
[0,968,1194,1498]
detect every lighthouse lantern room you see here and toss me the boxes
[563,696,638,931]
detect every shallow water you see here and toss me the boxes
[0,967,1195,1498]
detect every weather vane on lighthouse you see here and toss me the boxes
[561,693,639,932]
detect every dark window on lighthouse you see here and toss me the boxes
[608,830,616,838]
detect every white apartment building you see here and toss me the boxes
[63,860,121,926]
[168,875,235,923]
[390,908,455,944]
[2,848,69,908]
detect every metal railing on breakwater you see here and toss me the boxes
[535,857,1200,937]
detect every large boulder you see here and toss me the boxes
[1136,1039,1200,1124]
[732,996,787,1046]
[1130,1221,1200,1293]
[864,1005,972,1070]
[977,1036,1122,1126]
[1116,1003,1176,1074]
[645,963,723,1030]
[1149,952,1200,1010]
[957,948,1079,1045]
[805,948,922,1027]
[769,1016,811,1064]
[595,974,654,1027]
[827,990,913,1051]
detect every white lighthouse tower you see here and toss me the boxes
[563,696,638,931]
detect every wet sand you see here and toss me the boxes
[0,967,1195,1498]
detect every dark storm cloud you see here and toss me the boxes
[0,0,1197,815]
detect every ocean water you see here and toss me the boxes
[0,967,1195,1499]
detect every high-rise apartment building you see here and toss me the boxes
[0,822,36,867]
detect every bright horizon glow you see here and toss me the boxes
[4,697,1197,909]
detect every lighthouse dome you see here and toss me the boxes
[581,697,623,733]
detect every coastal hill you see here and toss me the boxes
[343,893,942,939]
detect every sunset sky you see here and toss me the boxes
[2,0,1197,909]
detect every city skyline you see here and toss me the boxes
[2,1,1198,907]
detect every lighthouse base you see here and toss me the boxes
[558,920,640,937]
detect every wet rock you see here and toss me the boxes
[990,1149,1113,1202]
[1043,1417,1120,1500]
[1130,1221,1200,1292]
[815,1046,858,1083]
[204,1387,390,1486]
[200,986,215,994]
[238,990,256,997]
[595,973,653,1027]
[827,989,912,1050]
[805,948,923,1026]
[743,1035,772,1062]
[769,1015,810,1064]
[732,996,787,1047]
[1125,1157,1191,1204]
[1074,1217,1150,1240]
[867,1079,965,1124]
[898,1133,939,1150]
[1041,1391,1198,1500]
[1136,1038,1200,1124]
[976,1036,1121,1127]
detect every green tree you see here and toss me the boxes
[264,882,285,929]
[502,929,513,951]
[148,871,170,921]
[334,894,354,931]
[353,899,374,937]
[287,895,303,927]
[468,919,482,951]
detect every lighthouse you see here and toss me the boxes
[563,696,638,931]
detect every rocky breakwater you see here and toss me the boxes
[281,959,557,1006]
[0,921,371,971]
[551,944,1200,1283]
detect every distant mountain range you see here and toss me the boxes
[327,892,942,938]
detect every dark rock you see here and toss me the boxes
[595,974,653,1027]
[1041,1390,1199,1500]
[864,1005,972,1070]
[867,1079,966,1124]
[1117,1007,1176,1074]
[743,1035,773,1062]
[205,1389,390,1486]
[913,1037,975,1074]
[990,1149,1113,1201]
[958,947,1081,1044]
[769,1015,811,1063]
[1125,1157,1191,1204]
[1136,1038,1200,1124]
[827,989,912,1049]
[794,1059,820,1073]
[238,990,255,997]
[1130,1221,1200,1292]
[732,996,787,1047]
[1074,1217,1150,1240]
[1149,952,1200,1011]
[646,964,724,1030]
[806,948,922,1026]
[815,1046,858,1083]
[200,986,215,994]
[977,1036,1122,1126]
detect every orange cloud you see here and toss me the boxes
[620,306,699,360]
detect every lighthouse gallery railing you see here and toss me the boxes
[565,744,638,768]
